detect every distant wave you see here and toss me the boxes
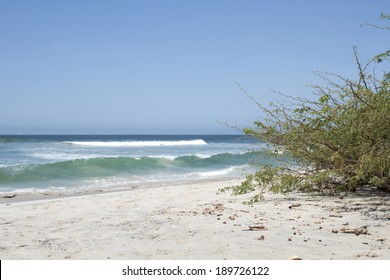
[64,139,208,147]
[32,153,216,162]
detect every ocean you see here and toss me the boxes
[0,135,272,194]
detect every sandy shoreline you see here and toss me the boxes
[0,178,389,260]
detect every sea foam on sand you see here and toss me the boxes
[0,178,389,260]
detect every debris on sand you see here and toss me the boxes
[289,203,302,209]
[248,225,267,231]
[340,227,368,235]
[288,255,303,260]
[2,194,17,199]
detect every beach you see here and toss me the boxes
[1,178,389,260]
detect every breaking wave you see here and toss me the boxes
[64,139,207,147]
[0,152,263,185]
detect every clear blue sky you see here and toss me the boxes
[0,0,388,134]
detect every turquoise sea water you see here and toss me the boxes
[0,135,271,193]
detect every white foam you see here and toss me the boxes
[64,139,207,147]
[194,154,213,159]
[191,165,250,178]
[148,155,178,160]
[150,154,214,160]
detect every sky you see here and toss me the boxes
[0,0,388,134]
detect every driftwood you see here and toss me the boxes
[288,203,302,209]
[248,225,267,231]
[2,194,17,199]
[340,227,368,235]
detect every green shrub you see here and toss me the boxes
[224,36,389,202]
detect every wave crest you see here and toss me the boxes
[64,139,207,147]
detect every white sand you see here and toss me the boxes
[0,178,389,260]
